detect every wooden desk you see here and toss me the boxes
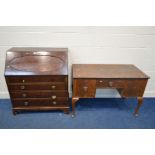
[72,64,149,117]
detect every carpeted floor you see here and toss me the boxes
[0,98,155,129]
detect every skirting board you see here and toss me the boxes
[0,90,155,99]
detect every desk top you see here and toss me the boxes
[73,64,149,79]
[5,47,68,76]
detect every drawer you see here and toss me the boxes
[96,79,126,88]
[73,79,96,97]
[8,83,67,91]
[10,91,69,98]
[12,98,69,107]
[123,79,148,97]
[6,76,67,83]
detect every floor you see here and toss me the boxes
[0,98,155,129]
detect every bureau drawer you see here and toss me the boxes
[96,79,126,88]
[8,83,67,91]
[6,76,67,83]
[10,91,68,98]
[12,98,69,107]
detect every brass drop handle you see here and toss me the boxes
[51,85,56,89]
[22,93,27,97]
[51,95,57,99]
[83,86,88,91]
[24,101,29,106]
[109,81,113,87]
[20,85,25,90]
[22,80,25,83]
[52,101,57,105]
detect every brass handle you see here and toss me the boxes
[51,85,56,89]
[22,93,27,97]
[109,82,113,87]
[52,101,57,105]
[99,80,103,83]
[20,85,25,90]
[83,86,88,91]
[24,101,29,106]
[51,95,57,99]
[22,80,25,83]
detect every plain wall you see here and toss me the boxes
[0,26,155,98]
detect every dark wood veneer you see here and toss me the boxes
[5,47,69,115]
[72,64,149,117]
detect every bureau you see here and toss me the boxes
[72,64,150,117]
[4,47,69,115]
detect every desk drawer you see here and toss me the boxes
[12,98,69,107]
[123,79,148,97]
[96,79,126,88]
[10,91,68,98]
[8,83,67,91]
[73,79,96,97]
[6,76,66,83]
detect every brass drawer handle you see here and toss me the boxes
[24,101,29,106]
[22,93,27,97]
[83,86,88,91]
[51,95,57,99]
[51,85,56,89]
[109,82,113,87]
[99,80,103,83]
[52,101,57,105]
[22,80,25,83]
[20,85,25,90]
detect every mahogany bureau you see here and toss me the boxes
[72,64,150,117]
[4,47,69,115]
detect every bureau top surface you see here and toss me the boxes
[5,47,68,76]
[73,64,149,79]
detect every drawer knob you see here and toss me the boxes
[24,101,29,106]
[109,82,113,87]
[83,86,88,91]
[52,101,57,105]
[20,85,25,90]
[99,80,103,83]
[22,93,27,97]
[22,80,25,83]
[51,95,57,99]
[51,85,56,89]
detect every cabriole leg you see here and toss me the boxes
[134,97,143,116]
